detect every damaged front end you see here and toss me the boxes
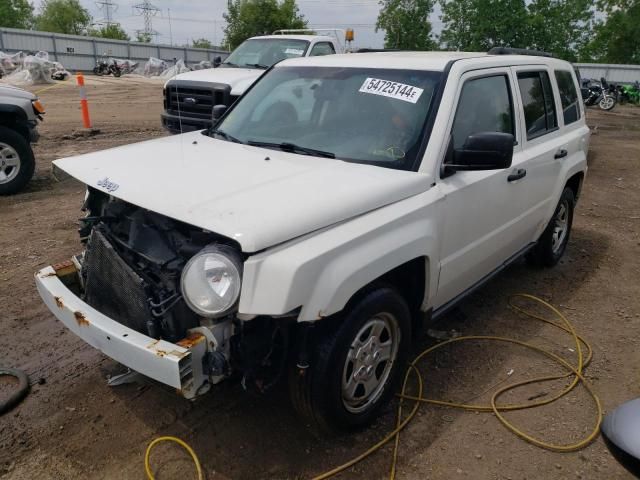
[35,188,292,399]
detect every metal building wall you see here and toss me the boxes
[576,63,640,84]
[0,27,229,72]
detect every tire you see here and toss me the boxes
[527,187,575,267]
[599,95,616,110]
[0,126,35,196]
[290,287,412,432]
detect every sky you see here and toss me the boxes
[37,0,444,50]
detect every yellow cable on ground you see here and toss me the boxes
[144,294,602,480]
[316,293,603,480]
[145,436,204,480]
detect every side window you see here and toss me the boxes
[517,71,558,139]
[309,42,336,57]
[451,75,514,149]
[554,70,581,125]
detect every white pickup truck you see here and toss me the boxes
[37,48,588,431]
[161,32,341,133]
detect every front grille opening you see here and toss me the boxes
[166,85,229,119]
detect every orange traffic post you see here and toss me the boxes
[75,73,92,129]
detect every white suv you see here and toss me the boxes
[36,49,588,431]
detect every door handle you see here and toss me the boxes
[507,168,527,182]
[554,149,568,159]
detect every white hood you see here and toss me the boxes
[54,132,432,252]
[166,67,264,95]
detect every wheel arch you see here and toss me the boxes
[342,256,429,339]
[565,171,584,202]
[0,107,30,141]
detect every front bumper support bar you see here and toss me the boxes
[35,264,209,399]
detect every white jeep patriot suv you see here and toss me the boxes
[36,48,588,431]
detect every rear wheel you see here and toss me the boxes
[0,126,35,195]
[527,187,575,267]
[290,287,411,432]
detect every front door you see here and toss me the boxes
[434,68,531,308]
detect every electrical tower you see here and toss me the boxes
[133,0,160,40]
[95,0,118,27]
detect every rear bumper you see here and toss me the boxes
[161,112,211,134]
[35,263,209,399]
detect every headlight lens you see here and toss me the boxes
[181,245,242,317]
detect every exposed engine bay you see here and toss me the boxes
[76,188,292,393]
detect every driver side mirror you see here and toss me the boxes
[213,56,222,68]
[211,104,228,124]
[444,132,514,175]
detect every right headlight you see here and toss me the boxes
[180,245,243,318]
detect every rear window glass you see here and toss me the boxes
[517,71,558,140]
[555,70,581,125]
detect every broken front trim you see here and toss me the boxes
[35,265,209,399]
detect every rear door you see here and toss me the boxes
[510,66,566,239]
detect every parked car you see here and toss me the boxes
[36,48,588,431]
[0,84,43,195]
[161,32,342,133]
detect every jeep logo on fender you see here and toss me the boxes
[97,177,119,192]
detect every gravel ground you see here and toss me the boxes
[0,77,639,480]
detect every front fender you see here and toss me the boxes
[238,188,443,322]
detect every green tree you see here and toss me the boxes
[376,0,437,50]
[0,0,34,29]
[88,23,130,41]
[192,38,213,48]
[135,32,153,43]
[440,0,530,51]
[35,0,92,35]
[440,0,593,60]
[527,0,593,61]
[579,0,640,63]
[223,0,307,50]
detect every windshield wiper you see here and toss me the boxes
[209,129,244,144]
[244,63,269,70]
[247,140,335,158]
[221,61,239,68]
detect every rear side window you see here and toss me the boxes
[517,71,558,140]
[555,70,581,125]
[451,75,514,149]
[309,42,336,56]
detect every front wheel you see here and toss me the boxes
[0,126,35,195]
[527,187,575,267]
[290,287,411,432]
[599,95,616,110]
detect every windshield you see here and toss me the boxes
[221,39,310,69]
[213,66,442,170]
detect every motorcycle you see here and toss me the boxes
[582,77,617,111]
[93,56,122,77]
[618,81,640,105]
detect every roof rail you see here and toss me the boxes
[488,47,554,58]
[355,48,403,53]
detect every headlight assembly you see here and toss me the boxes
[181,245,242,318]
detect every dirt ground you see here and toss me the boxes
[0,77,639,480]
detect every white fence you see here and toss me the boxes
[575,63,640,84]
[0,27,229,72]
